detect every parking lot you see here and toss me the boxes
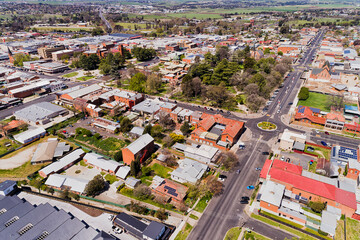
[279,151,315,170]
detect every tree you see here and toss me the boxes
[145,73,162,94]
[133,184,152,200]
[170,133,185,143]
[79,54,100,70]
[206,176,223,196]
[327,95,345,111]
[308,201,326,213]
[13,53,31,66]
[221,152,239,170]
[298,87,309,100]
[85,174,106,197]
[158,112,175,130]
[155,208,168,221]
[244,83,259,95]
[60,189,71,200]
[120,117,133,132]
[130,158,141,177]
[91,27,104,36]
[144,124,152,135]
[180,121,192,136]
[244,57,256,69]
[132,47,156,61]
[246,94,265,112]
[129,72,147,93]
[150,125,163,138]
[114,150,123,162]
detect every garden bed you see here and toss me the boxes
[257,122,277,131]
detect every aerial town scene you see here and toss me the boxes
[0,0,360,239]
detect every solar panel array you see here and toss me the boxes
[298,106,305,113]
[338,146,357,160]
[164,186,178,197]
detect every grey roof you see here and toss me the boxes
[31,140,58,164]
[171,158,207,184]
[320,210,338,236]
[132,99,163,114]
[125,134,154,155]
[260,180,285,207]
[54,142,70,157]
[129,126,144,136]
[14,102,67,123]
[293,141,305,151]
[0,195,107,240]
[0,180,16,192]
[40,149,85,176]
[84,153,121,172]
[115,166,130,179]
[45,174,89,194]
[13,127,46,144]
[114,213,146,238]
[65,84,102,99]
[125,177,140,188]
[142,221,166,239]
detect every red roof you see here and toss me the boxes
[345,122,360,132]
[269,168,357,209]
[326,111,345,122]
[260,159,302,179]
[295,106,326,125]
[197,114,244,138]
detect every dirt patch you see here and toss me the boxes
[70,202,104,217]
[0,145,36,169]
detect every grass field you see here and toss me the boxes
[304,144,330,159]
[189,214,199,220]
[105,174,118,184]
[298,92,330,111]
[244,231,271,240]
[0,139,20,156]
[63,72,79,78]
[76,75,94,81]
[150,163,172,178]
[36,27,93,32]
[174,223,193,240]
[115,22,148,29]
[194,195,212,212]
[0,161,49,178]
[225,227,242,240]
[340,218,360,240]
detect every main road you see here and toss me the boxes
[188,29,355,240]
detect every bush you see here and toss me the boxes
[298,87,309,100]
[133,184,152,200]
[308,201,326,213]
[318,229,328,236]
[155,208,168,221]
[117,183,125,192]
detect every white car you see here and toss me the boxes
[280,156,285,161]
[315,129,320,134]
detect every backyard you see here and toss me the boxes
[0,138,21,156]
[140,163,172,186]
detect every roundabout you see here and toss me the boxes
[257,121,277,131]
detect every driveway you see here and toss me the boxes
[0,145,36,169]
[279,151,315,170]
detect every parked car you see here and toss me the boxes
[255,167,262,171]
[286,158,290,163]
[315,129,320,134]
[108,215,113,221]
[325,131,329,135]
[321,141,327,146]
[236,169,241,174]
[247,185,255,190]
[240,200,249,204]
[280,156,285,161]
[242,196,250,201]
[219,175,227,181]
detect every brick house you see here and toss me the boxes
[122,134,154,165]
[150,176,188,206]
[294,105,326,126]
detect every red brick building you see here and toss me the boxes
[122,134,154,165]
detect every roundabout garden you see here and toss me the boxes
[257,122,277,131]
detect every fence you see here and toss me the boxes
[305,142,331,150]
[259,212,328,240]
[293,149,318,157]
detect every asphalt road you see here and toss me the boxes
[187,29,336,240]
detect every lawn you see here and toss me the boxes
[0,139,21,156]
[297,92,330,112]
[105,174,118,184]
[308,161,317,173]
[174,223,193,240]
[115,22,148,29]
[244,231,271,240]
[76,75,94,81]
[194,194,212,213]
[0,161,49,178]
[62,72,79,78]
[150,163,172,178]
[304,144,331,159]
[189,214,199,220]
[225,227,242,240]
[339,217,360,240]
[36,27,93,32]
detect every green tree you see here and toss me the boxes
[244,57,256,70]
[298,87,309,100]
[143,124,152,135]
[114,150,123,162]
[91,27,104,36]
[169,133,185,143]
[79,54,100,70]
[309,201,326,213]
[133,184,152,200]
[155,208,168,221]
[130,158,141,176]
[180,121,192,136]
[85,174,106,197]
[120,117,133,132]
[132,47,156,61]
[13,53,31,66]
[145,73,162,94]
[129,72,147,93]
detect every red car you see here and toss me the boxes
[325,131,329,135]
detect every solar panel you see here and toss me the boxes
[164,186,178,197]
[298,107,305,113]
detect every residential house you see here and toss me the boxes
[279,129,307,151]
[172,143,220,164]
[115,166,131,180]
[129,126,144,138]
[122,134,154,165]
[1,120,27,136]
[150,176,188,206]
[83,152,121,174]
[191,114,244,150]
[171,158,208,184]
[294,105,325,126]
[125,177,141,189]
[325,109,345,130]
